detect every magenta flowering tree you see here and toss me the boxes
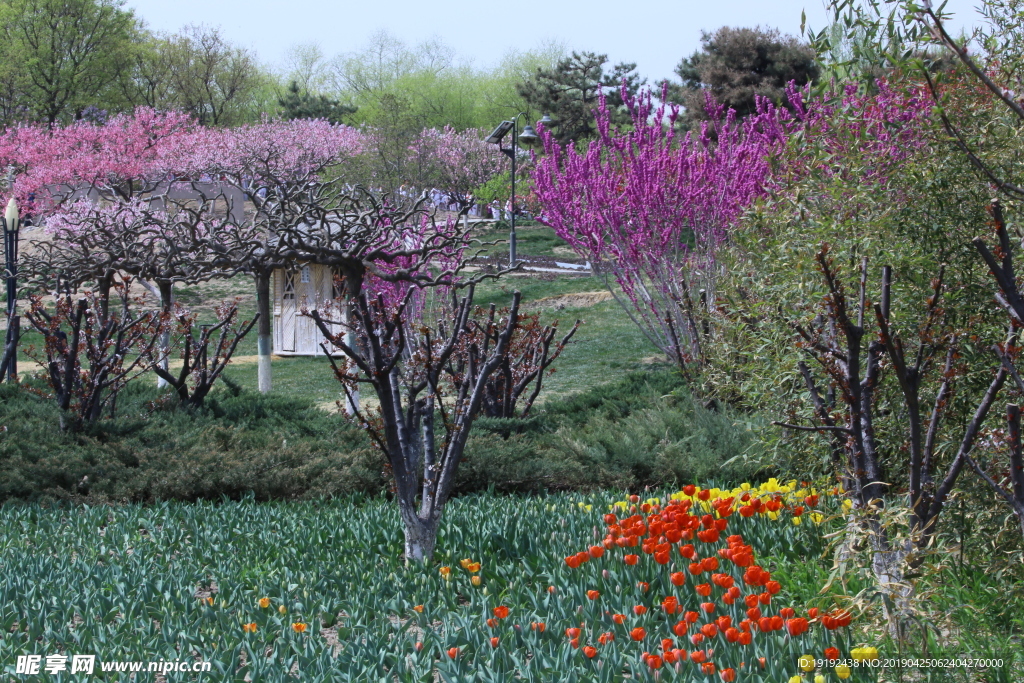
[406,126,507,210]
[532,90,787,375]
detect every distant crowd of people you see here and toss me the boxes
[396,185,531,222]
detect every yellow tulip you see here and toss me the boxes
[258,597,271,609]
[278,605,287,615]
[792,516,802,525]
[815,676,825,683]
[836,664,851,679]
[799,654,815,671]
[810,512,825,524]
[439,566,451,579]
[789,676,803,683]
[471,576,482,587]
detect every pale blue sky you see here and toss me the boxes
[123,0,984,83]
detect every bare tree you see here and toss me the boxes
[284,188,518,562]
[969,201,1024,537]
[23,282,163,431]
[448,304,580,420]
[774,246,1008,636]
[148,300,256,408]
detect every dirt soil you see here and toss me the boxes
[522,291,613,311]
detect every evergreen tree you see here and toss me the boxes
[670,26,817,127]
[278,80,356,124]
[516,51,644,145]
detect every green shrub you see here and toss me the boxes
[0,382,380,503]
[1,369,765,501]
[457,370,766,493]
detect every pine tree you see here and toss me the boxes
[278,81,356,124]
[516,52,644,145]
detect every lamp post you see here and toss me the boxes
[1,198,20,382]
[484,114,545,268]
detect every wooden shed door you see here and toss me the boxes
[281,270,296,352]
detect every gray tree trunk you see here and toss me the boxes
[255,271,272,394]
[157,281,173,389]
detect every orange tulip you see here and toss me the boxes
[633,605,648,616]
[292,622,307,633]
[695,583,712,597]
[700,601,715,613]
[589,545,605,559]
[721,667,737,682]
[490,637,499,648]
[825,646,840,660]
[637,581,650,592]
[587,590,600,600]
[630,627,646,641]
[673,620,688,636]
[683,485,696,496]
[486,618,498,628]
[701,624,718,638]
[612,613,627,624]
[414,641,423,652]
[413,605,424,613]
[646,654,663,669]
[671,572,685,586]
[738,631,752,645]
[565,627,581,638]
[624,554,639,566]
[447,647,459,659]
[583,645,598,658]
[242,622,257,633]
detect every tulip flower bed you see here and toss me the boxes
[0,483,874,682]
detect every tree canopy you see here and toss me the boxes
[516,51,644,145]
[670,26,818,126]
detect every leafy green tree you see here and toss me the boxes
[0,0,139,124]
[278,80,355,123]
[516,51,644,144]
[671,26,817,126]
[159,25,267,126]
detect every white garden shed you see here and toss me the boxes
[271,262,344,356]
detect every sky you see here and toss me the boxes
[123,0,986,83]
